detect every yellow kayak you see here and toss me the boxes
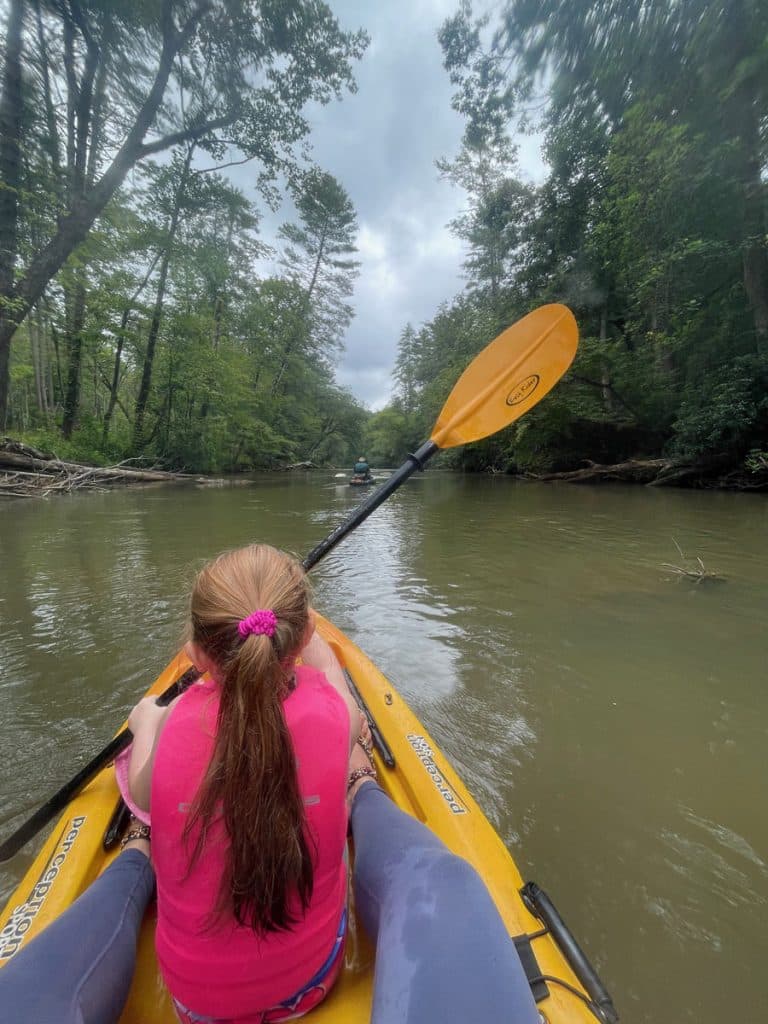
[0,615,614,1024]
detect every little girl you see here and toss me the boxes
[124,543,361,1024]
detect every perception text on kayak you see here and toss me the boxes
[0,816,86,961]
[406,735,467,814]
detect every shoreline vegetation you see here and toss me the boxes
[4,437,766,500]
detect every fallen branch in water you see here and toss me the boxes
[532,458,671,484]
[662,539,724,583]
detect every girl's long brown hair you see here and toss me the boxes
[184,544,313,933]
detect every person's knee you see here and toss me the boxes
[414,847,485,896]
[406,848,508,933]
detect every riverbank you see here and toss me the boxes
[527,455,768,491]
[0,439,193,498]
[5,433,767,498]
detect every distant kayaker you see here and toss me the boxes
[124,544,362,1023]
[352,454,372,480]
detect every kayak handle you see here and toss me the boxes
[520,881,619,1024]
[343,669,395,769]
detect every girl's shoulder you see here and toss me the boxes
[164,678,219,734]
[293,664,349,717]
[295,663,328,686]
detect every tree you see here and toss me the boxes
[393,324,420,415]
[132,146,197,448]
[274,169,360,393]
[424,0,768,476]
[488,0,768,355]
[0,0,368,425]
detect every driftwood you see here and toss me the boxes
[532,456,768,491]
[0,439,190,498]
[533,458,671,484]
[280,460,316,471]
[662,539,724,584]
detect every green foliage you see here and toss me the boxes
[364,0,768,483]
[22,419,114,467]
[0,0,369,429]
[670,357,768,461]
[363,405,419,466]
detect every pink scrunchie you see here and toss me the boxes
[237,608,278,639]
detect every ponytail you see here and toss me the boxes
[184,545,314,933]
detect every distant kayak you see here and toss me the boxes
[348,475,376,487]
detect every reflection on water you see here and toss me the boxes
[1,474,766,1024]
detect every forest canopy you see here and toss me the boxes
[2,0,767,484]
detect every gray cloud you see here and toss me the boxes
[229,1,546,410]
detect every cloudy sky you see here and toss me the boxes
[231,0,547,410]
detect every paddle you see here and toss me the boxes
[0,303,577,863]
[304,303,577,569]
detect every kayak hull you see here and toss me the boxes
[0,617,599,1024]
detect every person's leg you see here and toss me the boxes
[350,782,540,1024]
[0,847,155,1024]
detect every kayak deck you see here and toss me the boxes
[0,616,602,1024]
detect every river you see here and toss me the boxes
[0,474,765,1023]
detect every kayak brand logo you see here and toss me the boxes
[506,374,540,406]
[0,815,86,962]
[406,735,467,815]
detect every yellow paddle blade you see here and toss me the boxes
[430,303,578,449]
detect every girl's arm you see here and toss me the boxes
[300,627,362,753]
[126,697,175,812]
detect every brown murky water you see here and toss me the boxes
[1,474,766,1023]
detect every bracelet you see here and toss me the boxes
[347,766,378,793]
[120,824,151,849]
[356,734,373,757]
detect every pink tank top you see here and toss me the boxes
[151,666,350,1018]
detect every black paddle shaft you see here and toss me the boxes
[0,668,198,863]
[302,440,438,572]
[0,442,439,863]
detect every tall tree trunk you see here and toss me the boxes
[133,248,172,448]
[727,4,768,357]
[62,275,87,437]
[599,305,613,412]
[272,220,328,396]
[51,322,63,405]
[31,304,50,416]
[212,206,237,351]
[132,144,194,449]
[33,0,62,187]
[102,251,160,445]
[742,143,768,355]
[0,0,24,429]
[31,307,43,413]
[61,5,109,439]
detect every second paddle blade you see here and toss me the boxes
[430,304,578,450]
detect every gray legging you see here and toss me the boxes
[0,848,154,1024]
[351,782,539,1024]
[0,788,539,1024]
